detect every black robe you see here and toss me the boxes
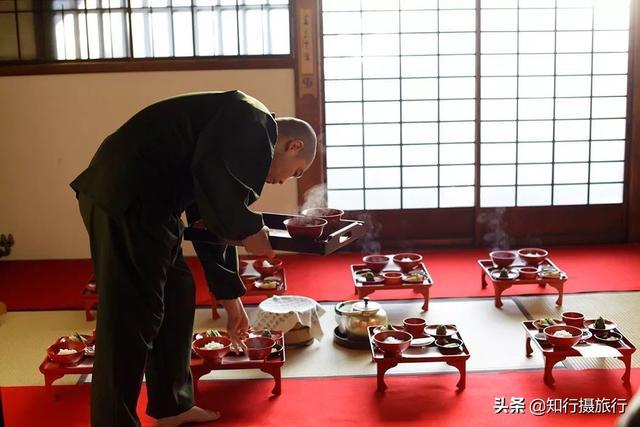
[71,90,277,299]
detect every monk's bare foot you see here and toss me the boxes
[153,406,221,427]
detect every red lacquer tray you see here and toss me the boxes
[351,256,433,311]
[522,320,635,386]
[191,330,285,396]
[39,330,286,398]
[184,212,365,255]
[478,256,567,308]
[367,325,469,391]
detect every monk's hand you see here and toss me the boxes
[221,298,249,352]
[242,226,275,258]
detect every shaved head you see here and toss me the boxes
[275,117,317,163]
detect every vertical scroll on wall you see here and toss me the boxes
[297,6,317,97]
[292,0,326,208]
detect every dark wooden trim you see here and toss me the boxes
[627,0,640,242]
[343,208,476,251]
[337,237,475,253]
[0,55,294,76]
[339,205,626,250]
[292,0,326,208]
[475,204,626,247]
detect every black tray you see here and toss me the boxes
[183,212,365,255]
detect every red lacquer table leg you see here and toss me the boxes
[543,355,566,386]
[83,295,97,322]
[547,282,564,306]
[445,360,466,391]
[481,271,488,289]
[494,284,511,308]
[525,336,533,357]
[84,302,95,321]
[619,354,632,384]
[419,287,429,311]
[260,366,282,396]
[44,373,65,400]
[210,294,220,320]
[376,360,398,392]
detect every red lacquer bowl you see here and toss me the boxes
[392,253,423,272]
[490,251,517,268]
[373,330,412,355]
[253,257,283,276]
[284,217,327,239]
[562,311,585,328]
[244,337,276,360]
[403,317,426,337]
[381,271,403,285]
[435,337,464,355]
[517,248,548,265]
[518,266,539,280]
[192,336,232,361]
[47,341,86,365]
[301,208,344,226]
[544,325,582,348]
[363,255,390,273]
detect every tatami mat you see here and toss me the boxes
[0,310,96,386]
[2,291,638,388]
[514,291,640,370]
[187,298,544,382]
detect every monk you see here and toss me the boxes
[71,90,316,426]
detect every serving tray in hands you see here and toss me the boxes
[183,212,366,255]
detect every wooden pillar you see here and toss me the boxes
[627,0,640,242]
[291,0,326,208]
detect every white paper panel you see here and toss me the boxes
[326,146,364,168]
[402,123,439,144]
[481,143,517,164]
[364,123,401,145]
[326,124,363,146]
[365,189,401,210]
[481,165,516,186]
[327,168,363,189]
[589,183,623,204]
[517,142,553,164]
[403,166,439,187]
[365,167,401,188]
[554,141,589,162]
[365,145,401,166]
[362,79,399,101]
[402,145,439,165]
[440,186,475,207]
[481,186,515,207]
[518,163,552,185]
[517,185,552,206]
[402,188,439,209]
[554,184,588,205]
[327,189,364,210]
